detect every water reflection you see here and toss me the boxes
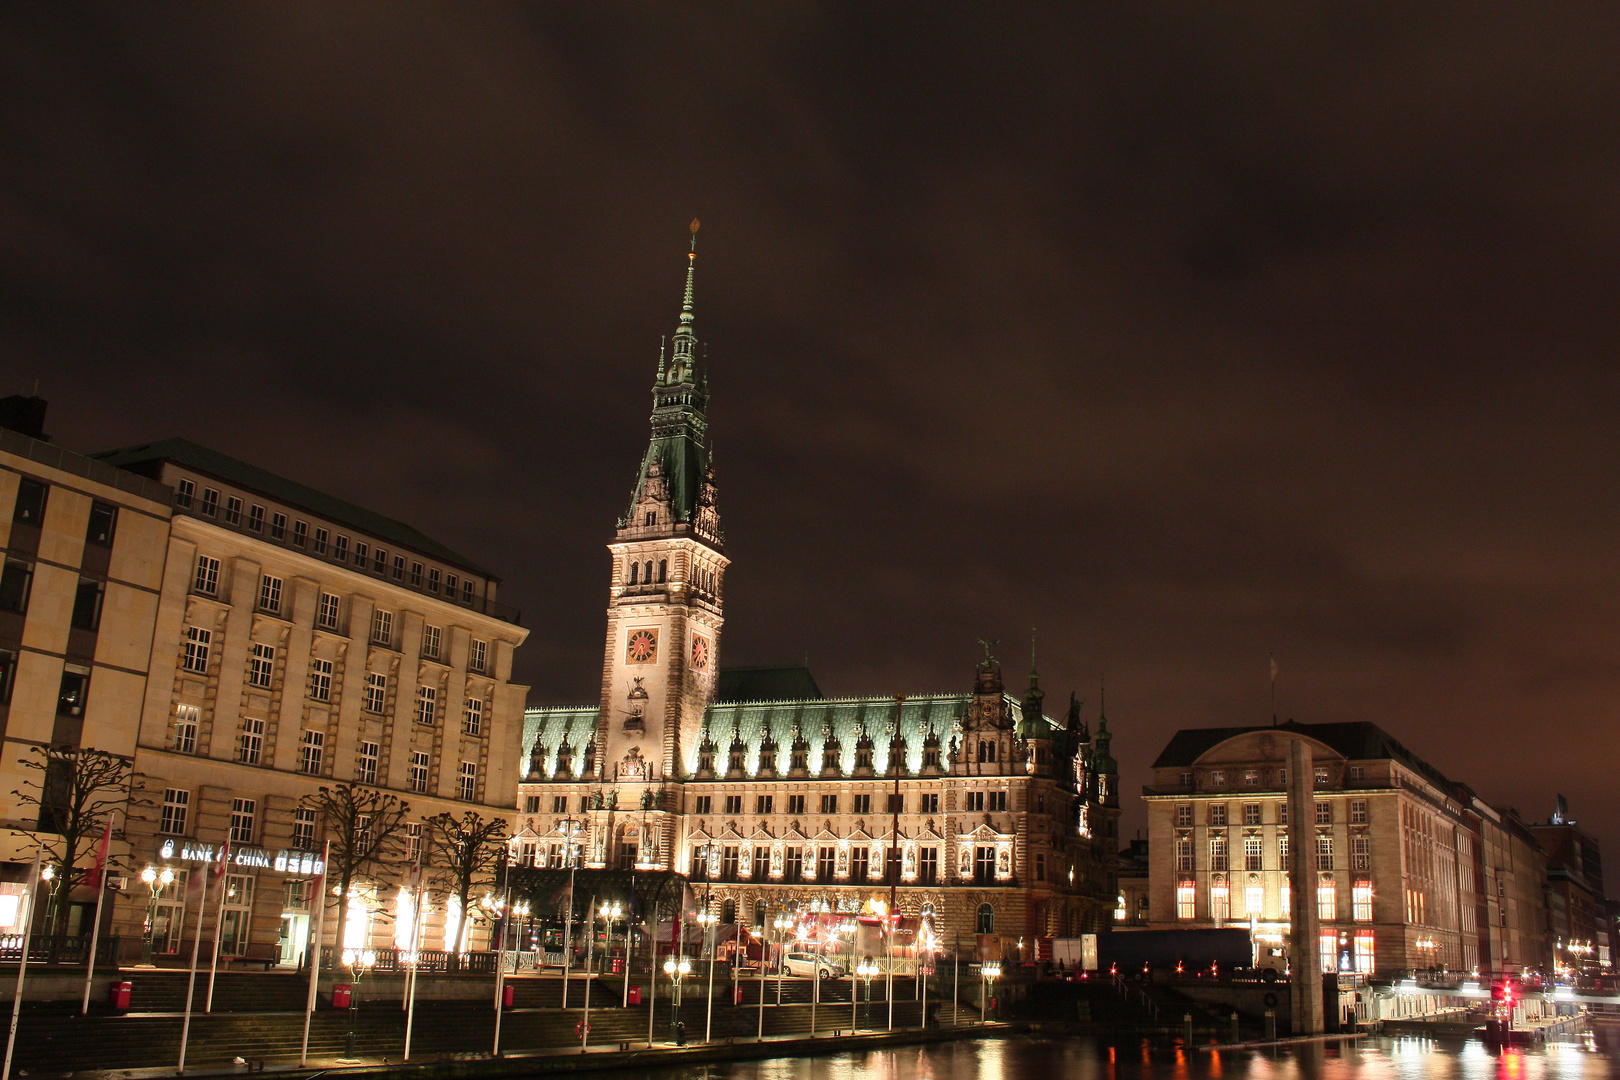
[549,1031,1620,1080]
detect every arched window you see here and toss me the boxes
[754,901,766,928]
[658,560,667,583]
[628,562,638,585]
[976,904,995,935]
[722,899,736,925]
[644,561,653,583]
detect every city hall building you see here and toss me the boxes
[517,229,1121,952]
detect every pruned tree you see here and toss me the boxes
[299,785,411,943]
[11,745,147,935]
[425,810,508,952]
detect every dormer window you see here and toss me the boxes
[644,511,655,526]
[791,749,807,771]
[855,747,872,769]
[923,747,940,768]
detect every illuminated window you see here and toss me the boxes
[1353,880,1373,922]
[173,705,198,754]
[1176,881,1196,920]
[1244,769,1260,786]
[1210,879,1230,921]
[1351,833,1371,871]
[1354,930,1374,973]
[1317,880,1336,921]
[1245,884,1264,918]
[1115,895,1127,921]
[1279,833,1290,872]
[1321,932,1339,973]
[1244,835,1263,871]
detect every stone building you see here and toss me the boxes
[92,438,529,963]
[0,397,173,932]
[1143,721,1550,978]
[515,228,1119,954]
[1532,797,1611,974]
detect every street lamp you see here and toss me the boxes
[772,913,792,1005]
[857,956,880,1030]
[340,948,377,1058]
[696,908,718,1043]
[139,866,174,965]
[981,961,1002,1025]
[662,954,691,1044]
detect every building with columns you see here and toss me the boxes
[516,227,1120,953]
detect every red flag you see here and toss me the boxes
[83,820,112,890]
[214,838,231,880]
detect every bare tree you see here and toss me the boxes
[299,785,410,945]
[425,811,508,952]
[11,746,146,935]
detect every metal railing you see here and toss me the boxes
[318,946,498,974]
[0,934,121,966]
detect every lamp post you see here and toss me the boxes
[139,866,174,965]
[981,961,1001,1025]
[340,948,377,1058]
[857,956,878,1030]
[696,908,717,1043]
[662,954,690,1044]
[772,913,792,1005]
[558,819,583,1009]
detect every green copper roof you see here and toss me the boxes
[714,665,825,702]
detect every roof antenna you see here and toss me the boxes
[1270,654,1278,726]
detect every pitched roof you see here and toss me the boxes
[93,437,495,578]
[1151,719,1457,791]
[714,665,824,703]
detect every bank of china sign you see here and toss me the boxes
[158,838,325,876]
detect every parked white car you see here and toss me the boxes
[783,951,845,979]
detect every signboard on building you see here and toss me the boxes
[157,839,324,876]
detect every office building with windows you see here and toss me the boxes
[516,229,1120,954]
[93,439,529,964]
[1143,721,1550,978]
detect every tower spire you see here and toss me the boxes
[668,217,700,383]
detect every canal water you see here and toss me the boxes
[552,1029,1620,1080]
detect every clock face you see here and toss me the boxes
[626,629,658,665]
[691,634,710,671]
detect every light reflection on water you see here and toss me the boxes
[550,1030,1620,1080]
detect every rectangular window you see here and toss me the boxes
[1350,765,1365,782]
[965,791,984,812]
[0,650,12,705]
[444,573,458,599]
[86,502,117,545]
[414,685,437,725]
[722,846,739,878]
[785,847,803,879]
[470,639,487,673]
[817,846,836,880]
[372,547,387,573]
[456,761,477,801]
[1317,881,1336,921]
[200,487,220,518]
[463,697,483,736]
[1245,884,1264,919]
[987,791,1006,812]
[1211,881,1230,921]
[1315,801,1331,825]
[409,561,423,587]
[1209,803,1228,826]
[692,846,710,879]
[1353,881,1373,921]
[852,793,871,814]
[1209,833,1229,872]
[223,496,242,526]
[920,792,940,814]
[1243,803,1261,826]
[229,798,256,843]
[371,609,393,646]
[173,705,198,754]
[160,788,190,835]
[1279,833,1290,873]
[1175,804,1193,827]
[1315,766,1329,785]
[192,555,219,596]
[296,729,324,775]
[247,504,265,533]
[1351,833,1371,871]
[1174,835,1194,873]
[1353,931,1374,973]
[820,793,838,814]
[347,739,376,785]
[462,580,474,604]
[57,668,88,715]
[755,794,773,814]
[258,574,282,614]
[786,793,805,815]
[363,672,386,714]
[270,512,287,541]
[334,535,349,562]
[248,642,275,688]
[724,794,743,814]
[920,846,939,883]
[1320,933,1338,973]
[421,625,441,660]
[851,847,870,880]
[1176,882,1195,920]
[694,795,712,814]
[1316,833,1334,871]
[292,807,316,849]
[392,554,406,581]
[238,717,264,764]
[317,592,341,631]
[312,528,328,555]
[352,540,367,567]
[183,626,212,673]
[405,822,423,865]
[173,478,193,510]
[426,568,440,594]
[551,795,567,813]
[1244,835,1263,872]
[1349,799,1367,825]
[308,658,332,702]
[0,560,31,615]
[1244,769,1260,786]
[409,752,430,794]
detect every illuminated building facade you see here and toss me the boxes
[1144,721,1551,978]
[515,229,1120,953]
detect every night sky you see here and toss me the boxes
[6,5,1620,882]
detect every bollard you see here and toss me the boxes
[1265,1009,1276,1042]
[1230,1011,1240,1045]
[1184,1013,1193,1045]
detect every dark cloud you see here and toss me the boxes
[6,3,1620,883]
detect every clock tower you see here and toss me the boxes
[595,220,727,819]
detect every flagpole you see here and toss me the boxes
[3,852,42,1080]
[205,848,230,1012]
[492,855,512,1057]
[580,895,596,1053]
[79,810,118,1015]
[561,854,575,1009]
[403,854,424,1059]
[300,841,331,1068]
[177,864,216,1072]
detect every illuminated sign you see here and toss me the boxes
[157,839,323,876]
